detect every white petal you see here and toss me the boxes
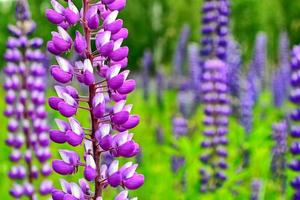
[75,60,84,70]
[125,164,138,179]
[104,10,119,24]
[70,183,82,199]
[113,100,126,113]
[68,0,79,14]
[100,164,108,179]
[117,132,128,146]
[99,124,110,137]
[54,85,66,98]
[58,26,72,42]
[113,39,123,51]
[55,119,68,131]
[119,162,133,172]
[93,93,105,107]
[68,117,83,135]
[97,31,111,46]
[84,140,93,153]
[83,59,93,73]
[86,155,96,169]
[108,160,119,175]
[62,92,77,106]
[59,150,72,163]
[123,104,133,112]
[51,0,64,13]
[60,179,70,193]
[56,56,72,72]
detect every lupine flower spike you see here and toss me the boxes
[271,121,287,193]
[199,0,231,192]
[272,32,290,107]
[172,25,190,87]
[46,0,144,199]
[4,0,52,198]
[289,45,300,199]
[141,50,152,100]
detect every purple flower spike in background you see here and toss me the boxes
[272,32,290,107]
[251,179,262,200]
[46,0,144,199]
[271,121,287,193]
[248,32,267,102]
[142,50,152,100]
[3,0,52,199]
[172,24,190,86]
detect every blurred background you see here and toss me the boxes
[0,0,300,199]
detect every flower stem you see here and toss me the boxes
[20,20,34,200]
[82,0,102,198]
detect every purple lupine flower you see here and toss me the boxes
[271,121,287,193]
[226,37,241,98]
[46,1,144,199]
[272,32,290,107]
[4,0,52,198]
[155,126,164,144]
[251,179,262,200]
[272,70,287,107]
[289,45,300,199]
[188,43,201,104]
[142,50,152,100]
[240,78,255,135]
[171,156,185,173]
[156,70,164,107]
[172,116,188,139]
[199,0,230,192]
[200,59,230,192]
[178,83,195,118]
[172,25,190,84]
[248,32,267,102]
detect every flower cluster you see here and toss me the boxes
[46,0,144,199]
[4,0,52,198]
[141,50,152,100]
[188,43,201,104]
[172,25,190,84]
[272,32,290,107]
[271,121,287,192]
[200,0,230,64]
[156,70,164,107]
[289,45,300,199]
[200,59,230,192]
[240,78,255,135]
[251,179,262,200]
[248,32,267,102]
[226,38,241,99]
[199,0,230,193]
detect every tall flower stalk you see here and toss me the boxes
[271,121,287,194]
[4,0,52,199]
[272,32,290,107]
[248,32,267,102]
[172,25,190,85]
[289,45,300,199]
[142,50,152,100]
[199,0,230,192]
[46,0,144,199]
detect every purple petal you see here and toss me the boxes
[123,173,144,190]
[52,160,75,175]
[46,9,65,24]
